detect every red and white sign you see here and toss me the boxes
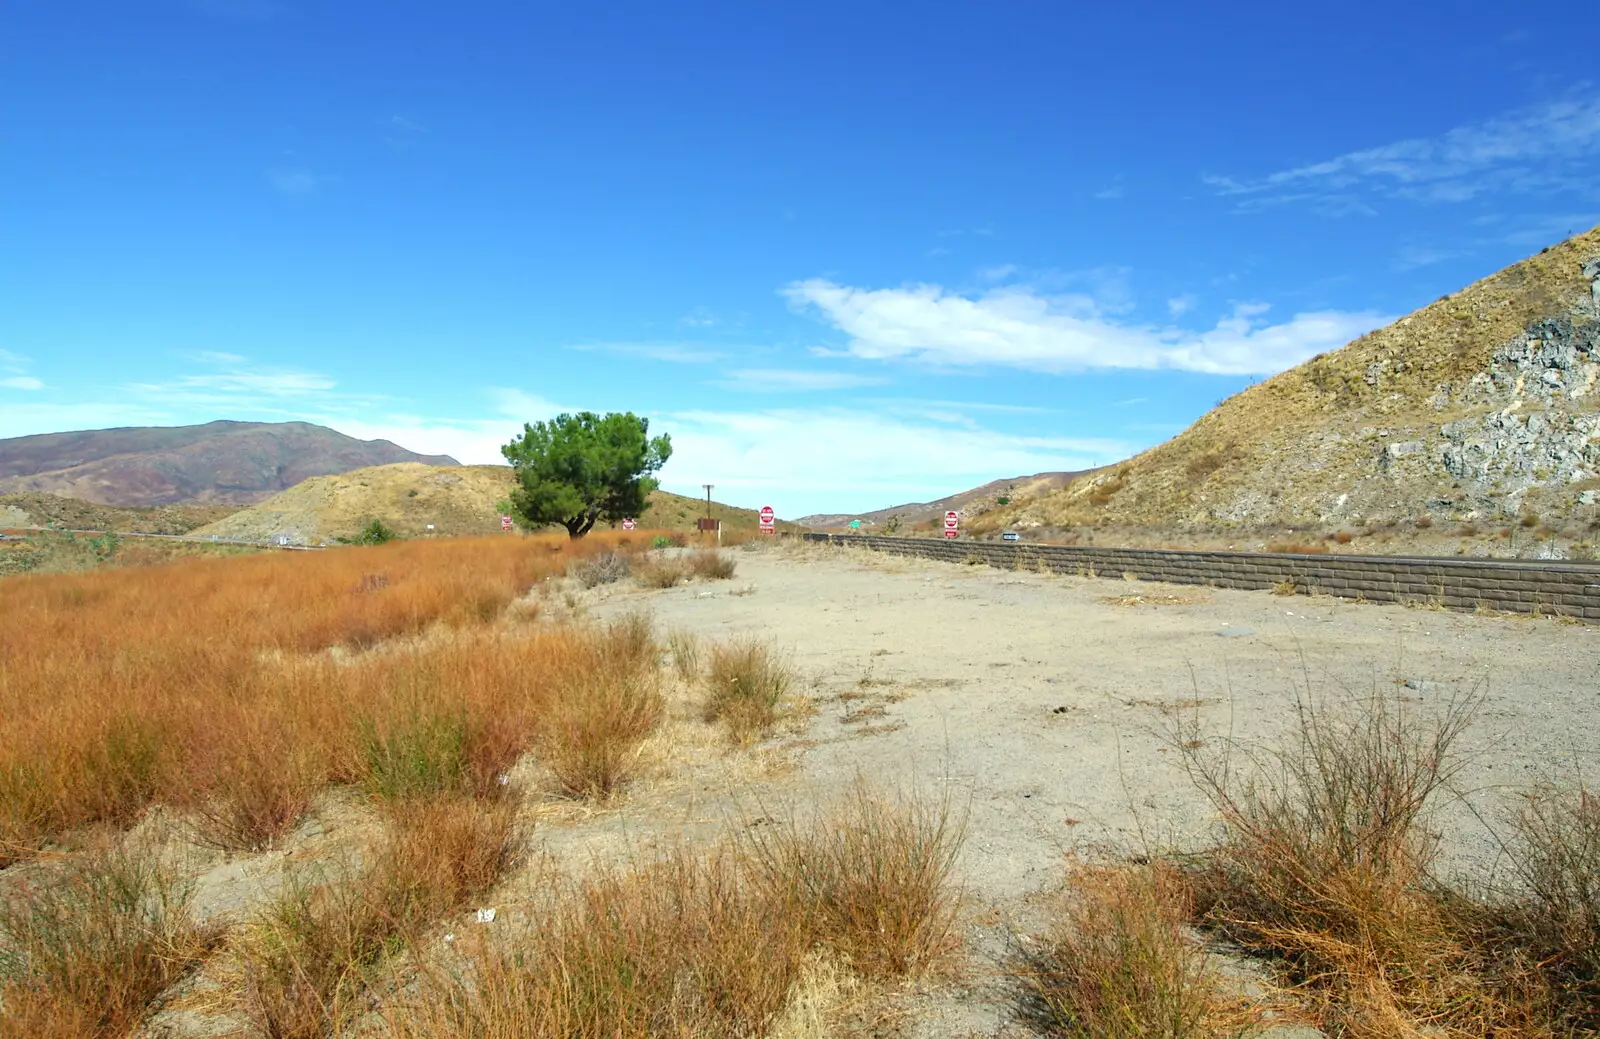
[943,510,959,539]
[622,518,636,531]
[500,515,513,532]
[759,505,775,535]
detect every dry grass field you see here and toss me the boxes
[1,535,1596,1038]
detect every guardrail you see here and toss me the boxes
[0,527,325,550]
[800,533,1600,620]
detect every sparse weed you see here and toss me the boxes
[668,629,702,683]
[634,556,689,588]
[704,638,792,742]
[744,782,965,979]
[0,843,217,1039]
[569,550,631,588]
[688,550,738,580]
[1172,684,1576,1034]
[1016,864,1227,1039]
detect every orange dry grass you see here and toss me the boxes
[0,533,640,863]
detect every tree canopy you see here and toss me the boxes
[500,412,672,538]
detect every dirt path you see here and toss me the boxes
[584,541,1600,1036]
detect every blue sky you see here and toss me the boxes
[3,1,1598,517]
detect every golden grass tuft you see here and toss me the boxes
[389,784,963,1037]
[238,795,521,1038]
[743,781,965,979]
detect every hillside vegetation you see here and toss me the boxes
[983,224,1600,548]
[191,463,794,543]
[0,493,236,535]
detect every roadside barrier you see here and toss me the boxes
[799,533,1600,620]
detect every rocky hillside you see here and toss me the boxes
[987,225,1600,541]
[0,420,457,506]
[193,463,794,543]
[798,470,1093,531]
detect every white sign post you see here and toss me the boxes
[622,518,636,531]
[943,510,959,540]
[759,506,775,536]
[500,515,513,532]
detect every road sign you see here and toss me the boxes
[1002,532,1020,542]
[622,518,636,531]
[759,506,775,536]
[943,529,959,539]
[849,520,861,530]
[500,515,512,532]
[944,510,959,527]
[697,518,720,532]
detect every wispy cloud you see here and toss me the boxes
[1208,95,1600,212]
[784,278,1389,377]
[121,354,375,412]
[1392,244,1467,270]
[1092,184,1125,200]
[568,341,729,364]
[0,350,42,389]
[678,307,720,329]
[1166,294,1197,317]
[714,368,889,393]
[268,169,330,197]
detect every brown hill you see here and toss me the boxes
[0,420,457,507]
[192,463,799,543]
[980,225,1600,546]
[798,470,1093,531]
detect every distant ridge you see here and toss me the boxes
[798,470,1093,531]
[0,420,458,506]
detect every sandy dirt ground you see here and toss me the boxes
[578,540,1600,1038]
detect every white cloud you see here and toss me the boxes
[1093,185,1125,200]
[1209,96,1600,209]
[714,369,889,393]
[784,279,1389,377]
[656,406,1131,517]
[0,377,44,391]
[1166,294,1197,317]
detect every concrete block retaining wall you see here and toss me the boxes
[799,534,1600,620]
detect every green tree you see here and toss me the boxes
[501,412,672,538]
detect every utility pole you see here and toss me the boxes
[702,484,714,520]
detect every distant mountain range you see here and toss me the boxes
[797,470,1094,531]
[0,420,457,507]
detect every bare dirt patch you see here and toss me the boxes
[586,541,1600,1037]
